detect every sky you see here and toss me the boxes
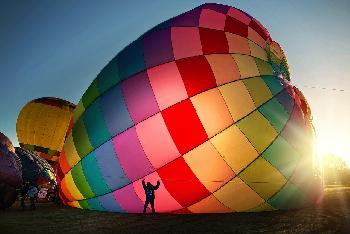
[1,0,349,164]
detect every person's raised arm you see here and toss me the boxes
[142,179,146,190]
[154,180,160,190]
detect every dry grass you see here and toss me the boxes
[1,187,350,233]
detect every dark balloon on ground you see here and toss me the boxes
[15,147,56,187]
[0,132,22,209]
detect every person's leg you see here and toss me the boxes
[0,187,4,208]
[30,197,35,209]
[150,199,155,214]
[143,200,150,213]
[20,193,25,208]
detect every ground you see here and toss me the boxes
[1,187,350,233]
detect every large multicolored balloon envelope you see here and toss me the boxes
[0,132,22,209]
[59,3,323,213]
[16,97,75,163]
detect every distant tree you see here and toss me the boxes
[322,154,350,185]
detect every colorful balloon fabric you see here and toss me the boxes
[16,97,75,162]
[15,147,56,186]
[0,132,22,209]
[59,3,323,213]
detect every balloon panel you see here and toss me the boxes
[59,3,322,213]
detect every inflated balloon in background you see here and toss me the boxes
[0,132,22,209]
[59,3,323,213]
[15,147,56,187]
[16,97,75,163]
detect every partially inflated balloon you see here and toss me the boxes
[59,3,322,213]
[16,97,75,163]
[0,132,22,209]
[15,147,56,186]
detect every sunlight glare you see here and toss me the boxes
[316,131,350,167]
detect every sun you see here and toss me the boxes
[316,133,350,167]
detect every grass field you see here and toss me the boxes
[1,187,350,233]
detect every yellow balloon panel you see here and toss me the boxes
[248,40,268,61]
[210,125,259,174]
[188,195,232,213]
[73,100,85,124]
[63,171,84,201]
[50,109,72,150]
[214,177,264,212]
[190,88,233,138]
[33,104,58,148]
[237,111,278,153]
[239,157,287,200]
[218,81,255,121]
[16,104,31,145]
[63,133,81,169]
[183,141,234,193]
[16,97,75,162]
[232,54,260,79]
[67,201,82,209]
[242,77,273,107]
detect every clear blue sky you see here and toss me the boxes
[1,0,349,162]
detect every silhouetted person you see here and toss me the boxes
[142,179,160,214]
[47,180,60,204]
[27,184,38,209]
[20,182,30,208]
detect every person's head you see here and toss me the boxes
[147,182,152,188]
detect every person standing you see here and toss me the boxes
[20,182,30,208]
[142,179,160,214]
[27,184,38,209]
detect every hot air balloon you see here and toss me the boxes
[16,97,75,164]
[15,147,56,187]
[15,147,56,202]
[59,3,323,213]
[0,132,22,209]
